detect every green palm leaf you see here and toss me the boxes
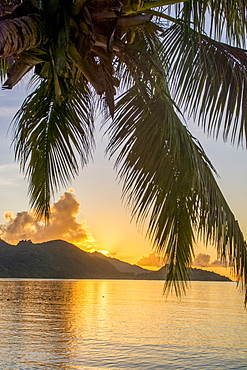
[162,23,247,147]
[12,77,94,220]
[106,82,247,301]
[172,0,247,45]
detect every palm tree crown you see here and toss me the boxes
[1,0,247,302]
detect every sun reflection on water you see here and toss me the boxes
[0,279,246,369]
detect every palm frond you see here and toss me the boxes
[114,21,167,96]
[173,0,247,46]
[162,23,247,147]
[12,76,94,220]
[106,82,247,301]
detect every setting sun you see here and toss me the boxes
[97,250,110,256]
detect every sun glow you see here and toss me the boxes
[86,248,110,256]
[97,250,110,256]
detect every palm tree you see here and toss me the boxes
[1,0,247,301]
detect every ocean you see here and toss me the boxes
[0,279,246,369]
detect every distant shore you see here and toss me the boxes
[0,239,231,281]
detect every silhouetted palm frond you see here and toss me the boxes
[12,76,94,220]
[107,82,247,299]
[172,0,247,45]
[163,24,247,147]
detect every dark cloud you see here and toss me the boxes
[211,259,225,267]
[193,253,211,267]
[193,253,224,268]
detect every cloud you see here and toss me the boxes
[210,259,225,267]
[137,252,225,270]
[193,253,211,267]
[0,189,96,249]
[193,253,224,268]
[136,251,164,269]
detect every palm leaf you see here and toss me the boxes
[106,82,247,301]
[113,21,168,98]
[12,76,94,220]
[162,23,247,147]
[172,0,247,45]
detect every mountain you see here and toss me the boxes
[92,251,150,274]
[95,253,231,281]
[0,239,231,281]
[134,265,232,281]
[0,239,123,279]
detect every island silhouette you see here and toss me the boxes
[0,239,231,281]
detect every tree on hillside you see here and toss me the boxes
[1,0,247,301]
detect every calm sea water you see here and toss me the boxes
[0,279,246,370]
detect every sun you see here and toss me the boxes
[97,250,110,256]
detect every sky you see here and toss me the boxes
[0,79,246,278]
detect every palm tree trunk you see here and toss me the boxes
[0,14,47,58]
